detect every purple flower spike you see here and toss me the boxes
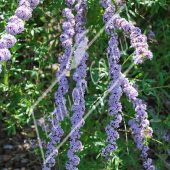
[121,74,155,169]
[66,0,88,169]
[110,12,153,64]
[99,1,155,169]
[100,0,123,161]
[43,0,77,169]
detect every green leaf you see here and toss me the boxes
[150,118,162,123]
[25,84,35,90]
[160,89,170,100]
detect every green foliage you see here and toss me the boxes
[0,0,170,169]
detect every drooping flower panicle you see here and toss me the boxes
[100,0,123,161]
[121,75,155,170]
[100,1,155,169]
[66,0,88,169]
[43,0,76,169]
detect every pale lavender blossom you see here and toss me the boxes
[0,39,7,49]
[147,30,155,38]
[143,158,152,169]
[15,6,32,20]
[5,22,19,35]
[1,34,17,49]
[65,0,76,7]
[0,52,5,62]
[111,14,153,64]
[121,74,155,169]
[99,0,111,8]
[27,0,40,9]
[6,15,24,35]
[18,0,31,8]
[0,49,11,61]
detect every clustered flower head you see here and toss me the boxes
[6,16,24,35]
[101,5,153,65]
[0,48,11,62]
[100,0,123,161]
[15,1,32,21]
[115,0,124,9]
[27,0,40,9]
[0,34,16,63]
[0,0,42,73]
[66,0,88,169]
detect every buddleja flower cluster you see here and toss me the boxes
[66,0,88,169]
[100,1,123,160]
[0,0,43,73]
[100,0,155,169]
[112,14,153,65]
[101,1,153,65]
[121,77,155,170]
[100,0,153,65]
[43,1,76,169]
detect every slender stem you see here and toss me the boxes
[139,85,170,92]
